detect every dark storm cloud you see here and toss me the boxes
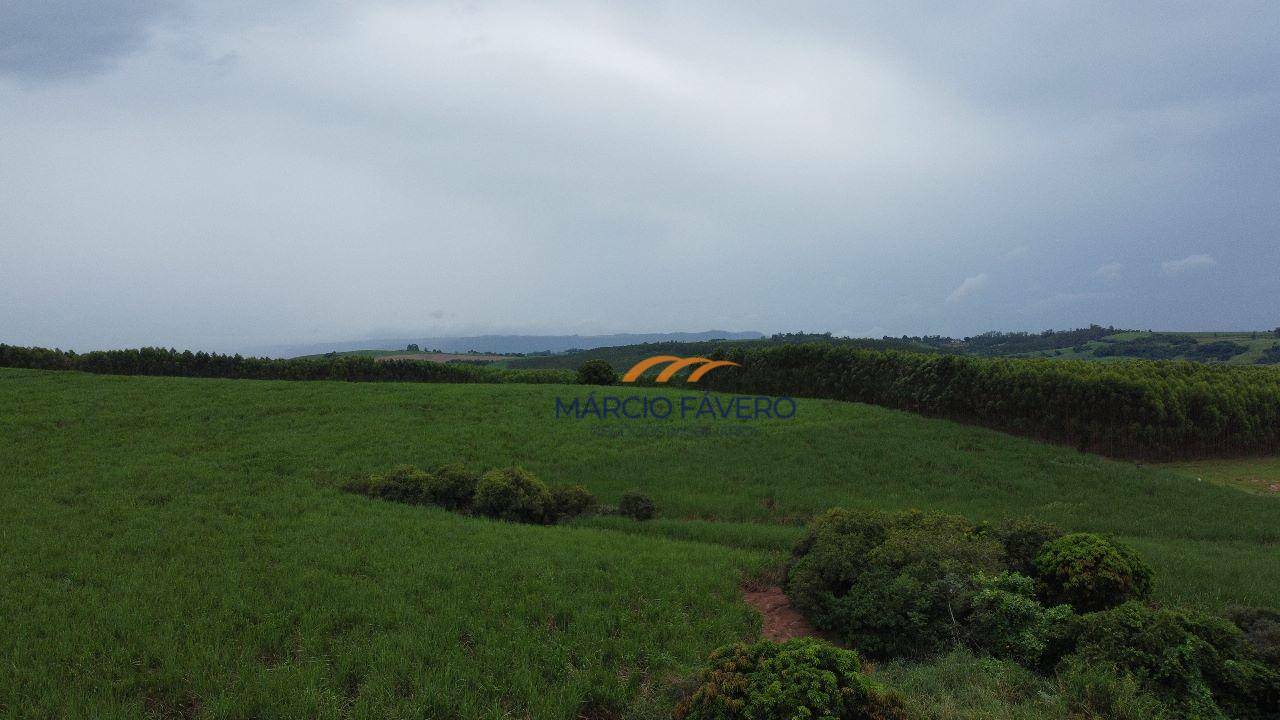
[0,1,1278,350]
[0,0,179,79]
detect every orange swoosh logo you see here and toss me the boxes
[621,356,741,383]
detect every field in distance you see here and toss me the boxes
[3,368,1279,716]
[292,348,511,363]
[290,326,1280,373]
[503,327,1280,371]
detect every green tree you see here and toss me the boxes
[575,359,618,385]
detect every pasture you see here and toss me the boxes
[2,368,1278,717]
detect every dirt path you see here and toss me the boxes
[743,586,822,642]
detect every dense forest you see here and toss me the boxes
[0,345,571,385]
[694,343,1280,460]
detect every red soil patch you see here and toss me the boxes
[743,586,823,642]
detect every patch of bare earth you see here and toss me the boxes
[743,586,823,642]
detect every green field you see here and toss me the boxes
[1015,330,1280,364]
[1160,455,1280,495]
[3,368,1279,717]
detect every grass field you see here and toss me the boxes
[1017,330,1280,364]
[3,368,1279,717]
[1160,455,1280,495]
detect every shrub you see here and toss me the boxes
[988,517,1064,576]
[1070,603,1280,719]
[1225,606,1280,666]
[575,359,618,386]
[473,467,553,524]
[618,490,656,521]
[786,507,890,623]
[422,463,481,511]
[550,484,596,520]
[358,464,432,504]
[675,638,908,720]
[1033,533,1153,612]
[786,508,1005,659]
[963,571,1074,669]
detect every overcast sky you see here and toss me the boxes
[2,1,1278,351]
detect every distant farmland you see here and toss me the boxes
[375,352,506,363]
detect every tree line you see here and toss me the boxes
[695,343,1280,460]
[0,345,571,385]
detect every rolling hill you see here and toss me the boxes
[2,368,1278,716]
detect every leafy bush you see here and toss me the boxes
[550,484,596,520]
[1033,533,1153,612]
[786,508,1005,659]
[352,464,433,504]
[1069,603,1280,720]
[575,359,618,385]
[675,638,907,720]
[618,490,656,521]
[963,572,1074,669]
[1225,606,1280,666]
[473,467,553,524]
[422,463,481,511]
[987,517,1065,576]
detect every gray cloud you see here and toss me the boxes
[1,1,1278,350]
[0,0,180,80]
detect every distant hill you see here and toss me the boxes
[504,333,938,371]
[503,327,1280,371]
[271,326,1280,366]
[266,330,763,359]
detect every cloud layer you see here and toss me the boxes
[1,1,1278,350]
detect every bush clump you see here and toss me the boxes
[473,467,553,524]
[349,464,433,504]
[550,484,596,520]
[422,463,481,511]
[576,359,618,386]
[675,638,908,720]
[786,508,1007,659]
[987,517,1065,576]
[347,463,599,526]
[1033,533,1153,612]
[618,490,656,521]
[1068,602,1280,720]
[963,572,1074,670]
[1225,606,1280,666]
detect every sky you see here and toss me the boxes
[2,1,1278,352]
